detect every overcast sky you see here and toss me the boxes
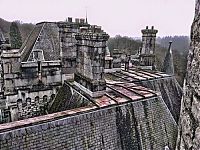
[0,0,195,37]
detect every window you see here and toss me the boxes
[33,50,44,61]
[43,95,48,103]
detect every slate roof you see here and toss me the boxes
[50,68,165,114]
[20,22,61,62]
[2,67,180,131]
[20,24,43,61]
[105,68,182,122]
[49,67,181,123]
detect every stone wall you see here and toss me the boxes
[0,97,177,150]
[176,0,200,149]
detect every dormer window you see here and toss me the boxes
[33,49,44,61]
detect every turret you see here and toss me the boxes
[139,26,158,70]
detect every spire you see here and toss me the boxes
[162,41,174,75]
[85,7,88,24]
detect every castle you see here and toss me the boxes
[0,17,182,149]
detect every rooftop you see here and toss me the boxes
[0,68,165,132]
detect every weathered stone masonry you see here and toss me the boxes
[0,18,181,150]
[176,0,200,149]
[0,96,177,150]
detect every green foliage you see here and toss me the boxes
[19,23,35,42]
[108,35,142,55]
[157,36,189,86]
[0,18,35,43]
[9,22,22,49]
[108,35,189,86]
[157,36,189,54]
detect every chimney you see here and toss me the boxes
[68,17,72,23]
[74,27,109,98]
[112,49,122,72]
[75,18,80,23]
[80,18,85,24]
[140,26,158,70]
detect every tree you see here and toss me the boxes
[107,36,142,55]
[9,21,22,49]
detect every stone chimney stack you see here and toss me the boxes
[68,17,72,23]
[112,49,122,71]
[58,22,77,80]
[139,26,158,70]
[74,26,109,98]
[141,26,158,55]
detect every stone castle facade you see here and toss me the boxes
[0,17,182,149]
[0,18,92,122]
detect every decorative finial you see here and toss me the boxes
[168,41,173,53]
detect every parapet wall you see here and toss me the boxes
[0,96,177,150]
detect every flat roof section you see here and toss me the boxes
[106,68,171,83]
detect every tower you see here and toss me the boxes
[1,50,21,121]
[139,26,158,70]
[1,50,21,94]
[74,26,109,98]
